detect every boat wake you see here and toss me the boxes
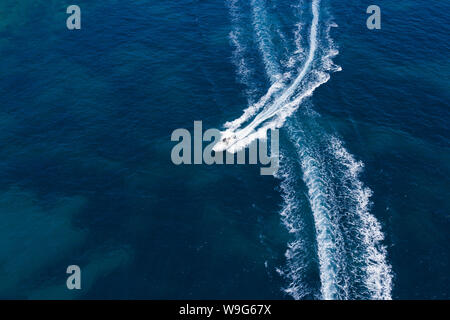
[223,0,393,299]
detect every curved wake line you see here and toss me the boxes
[227,0,259,104]
[300,151,341,299]
[251,0,282,82]
[275,151,318,299]
[224,76,288,131]
[215,0,322,153]
[223,0,393,300]
[223,2,308,132]
[329,138,393,299]
[286,126,393,299]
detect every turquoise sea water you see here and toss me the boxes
[0,0,449,299]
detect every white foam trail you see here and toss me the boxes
[301,152,341,299]
[214,0,322,153]
[329,137,393,299]
[223,76,289,131]
[225,0,292,129]
[276,155,314,299]
[224,71,330,153]
[223,0,393,300]
[221,0,351,298]
[284,22,306,69]
[250,0,282,82]
[227,0,258,104]
[286,123,393,299]
[223,0,308,133]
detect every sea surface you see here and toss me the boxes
[0,0,449,299]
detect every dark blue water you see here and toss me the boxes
[0,0,448,299]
